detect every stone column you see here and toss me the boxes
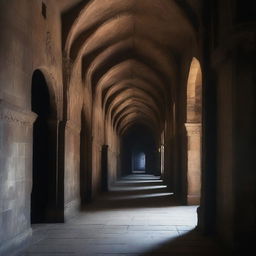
[185,123,202,205]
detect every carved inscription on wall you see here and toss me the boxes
[0,101,37,126]
[185,123,202,136]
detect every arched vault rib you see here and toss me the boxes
[102,79,163,108]
[99,62,168,104]
[116,112,158,133]
[65,0,136,55]
[111,100,163,130]
[119,115,157,132]
[103,82,164,117]
[106,93,162,126]
[72,12,194,72]
[63,0,199,139]
[112,102,159,129]
[114,106,160,132]
[95,59,168,101]
[110,99,162,125]
[85,37,175,92]
[119,118,160,137]
[73,14,135,62]
[106,96,162,124]
[66,0,195,60]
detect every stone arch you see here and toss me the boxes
[185,57,202,205]
[35,67,59,118]
[186,58,202,123]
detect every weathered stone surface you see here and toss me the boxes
[0,0,255,255]
[18,175,226,256]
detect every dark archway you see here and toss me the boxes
[80,108,92,205]
[31,70,58,223]
[121,124,159,177]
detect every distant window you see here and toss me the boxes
[133,152,146,171]
[42,2,47,19]
[138,153,146,170]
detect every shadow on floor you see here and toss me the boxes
[82,174,179,211]
[17,174,231,256]
[139,229,231,256]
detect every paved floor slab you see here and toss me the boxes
[17,175,228,256]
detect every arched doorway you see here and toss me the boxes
[80,108,92,205]
[121,125,158,176]
[31,70,57,223]
[185,58,202,205]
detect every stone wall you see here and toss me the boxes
[200,0,256,252]
[0,102,36,254]
[1,0,255,255]
[0,0,63,253]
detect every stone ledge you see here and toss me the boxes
[0,100,37,127]
[185,123,202,135]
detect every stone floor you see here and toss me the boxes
[17,175,228,256]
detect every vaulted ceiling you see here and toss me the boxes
[63,0,200,135]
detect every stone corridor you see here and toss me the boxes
[1,1,255,255]
[18,175,227,256]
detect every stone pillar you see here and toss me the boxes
[0,100,37,255]
[185,123,202,205]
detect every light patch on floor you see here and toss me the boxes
[18,175,226,256]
